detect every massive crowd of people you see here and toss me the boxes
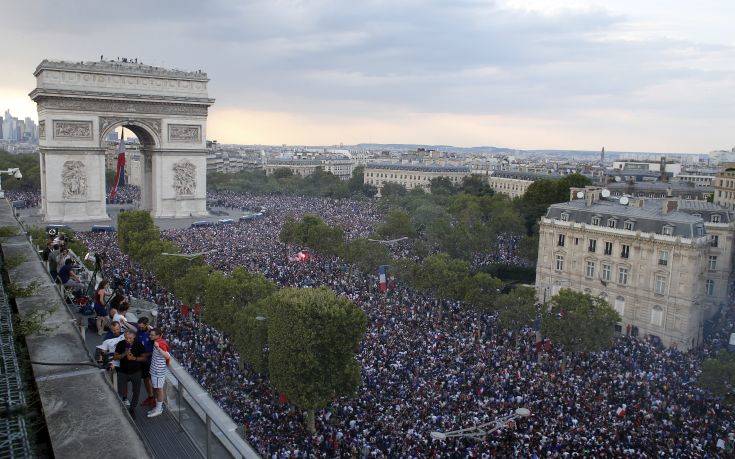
[71,191,735,457]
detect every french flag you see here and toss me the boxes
[109,132,126,201]
[378,265,388,293]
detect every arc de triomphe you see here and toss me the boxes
[30,59,214,222]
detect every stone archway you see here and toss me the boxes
[30,59,215,222]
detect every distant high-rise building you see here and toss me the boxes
[0,116,3,140]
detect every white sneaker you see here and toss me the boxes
[123,399,130,407]
[147,407,163,418]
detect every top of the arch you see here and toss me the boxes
[29,59,214,105]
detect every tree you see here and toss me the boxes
[541,289,620,353]
[174,265,212,306]
[279,214,345,256]
[460,272,503,311]
[272,167,294,179]
[429,176,457,195]
[267,287,367,432]
[117,210,159,259]
[202,268,276,333]
[410,253,470,300]
[518,234,539,262]
[460,174,494,196]
[381,182,407,198]
[699,351,735,402]
[151,247,203,290]
[343,238,390,274]
[376,210,416,239]
[496,286,538,331]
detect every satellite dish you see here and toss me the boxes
[620,196,629,205]
[614,176,622,182]
[601,189,611,198]
[576,191,585,199]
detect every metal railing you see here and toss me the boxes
[165,356,259,458]
[25,233,260,458]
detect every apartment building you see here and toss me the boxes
[487,171,554,199]
[264,157,354,180]
[536,186,734,351]
[363,163,471,194]
[713,163,735,210]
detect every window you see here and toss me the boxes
[592,216,601,226]
[658,250,669,266]
[558,234,565,247]
[555,255,564,271]
[697,226,705,237]
[709,256,717,270]
[604,242,613,256]
[654,275,667,294]
[620,244,630,259]
[560,212,569,222]
[624,220,635,231]
[711,235,719,247]
[586,261,595,278]
[662,226,674,236]
[706,279,715,296]
[588,239,597,252]
[614,296,625,316]
[574,237,580,245]
[651,305,663,327]
[712,214,721,223]
[607,218,617,228]
[602,263,612,281]
[618,267,629,285]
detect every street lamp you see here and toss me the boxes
[430,408,531,441]
[0,168,23,198]
[160,249,217,261]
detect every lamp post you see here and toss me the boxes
[430,408,531,441]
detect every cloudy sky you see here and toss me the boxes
[2,0,733,152]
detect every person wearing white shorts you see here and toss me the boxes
[147,328,171,418]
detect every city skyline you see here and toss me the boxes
[2,0,734,152]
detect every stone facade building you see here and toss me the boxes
[713,163,735,210]
[487,171,554,199]
[536,186,734,351]
[363,163,471,194]
[264,157,353,180]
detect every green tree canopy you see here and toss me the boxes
[541,289,620,353]
[429,176,457,195]
[496,286,538,331]
[279,214,345,256]
[460,272,503,311]
[344,238,391,274]
[272,167,294,179]
[267,287,367,432]
[376,210,416,239]
[174,264,212,306]
[460,174,494,196]
[381,182,408,198]
[117,210,159,260]
[699,350,735,402]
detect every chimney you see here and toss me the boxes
[662,199,678,214]
[660,156,668,182]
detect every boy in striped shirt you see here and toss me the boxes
[147,328,170,418]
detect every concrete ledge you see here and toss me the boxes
[0,201,151,459]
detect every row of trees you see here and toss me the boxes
[117,211,367,432]
[208,166,376,199]
[375,173,591,263]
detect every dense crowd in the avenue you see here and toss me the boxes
[69,190,735,458]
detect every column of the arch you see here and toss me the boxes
[41,149,110,223]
